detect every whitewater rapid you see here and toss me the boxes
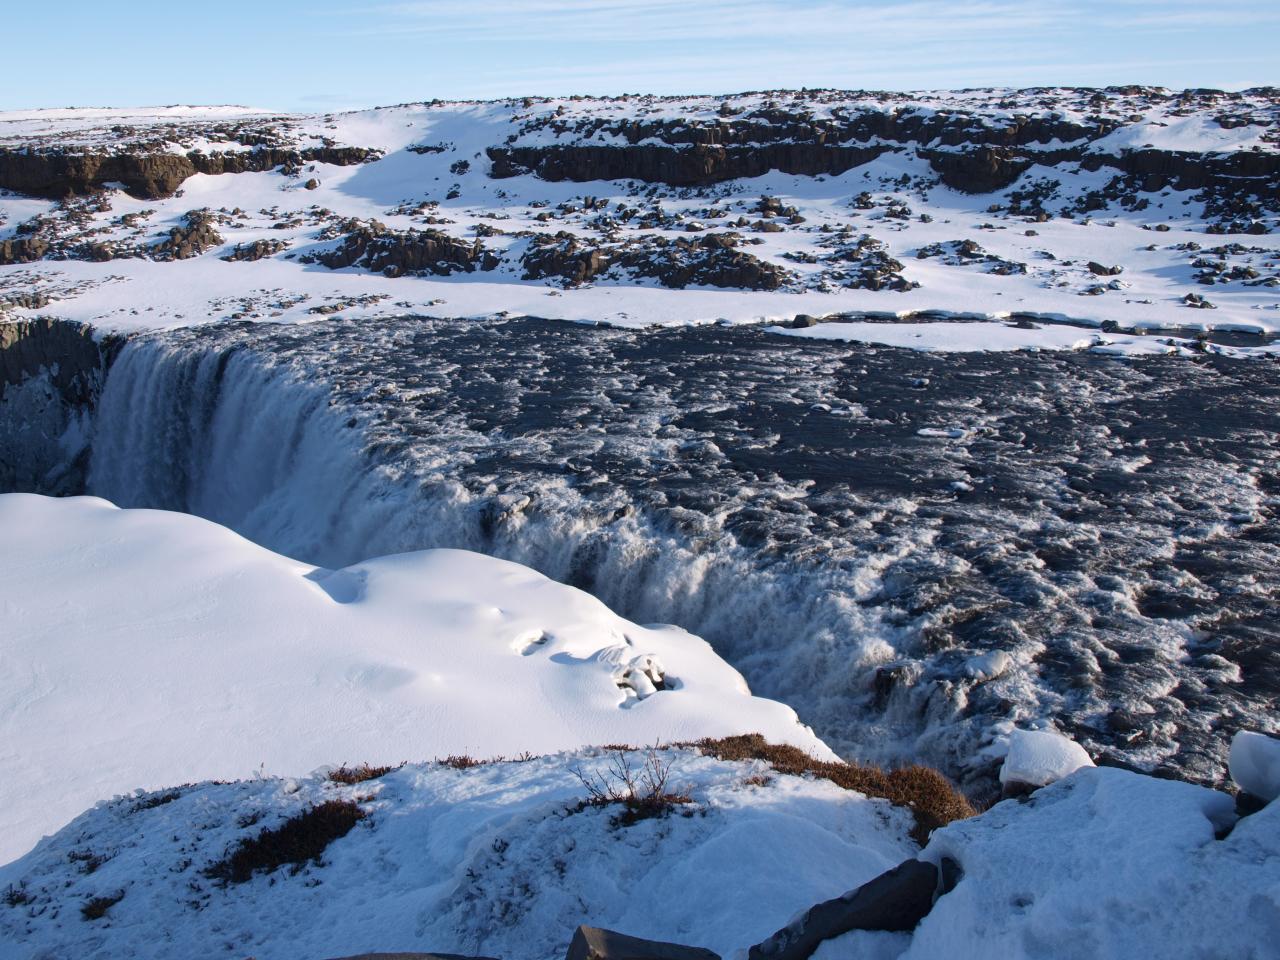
[55,316,1280,788]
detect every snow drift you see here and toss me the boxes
[0,493,827,865]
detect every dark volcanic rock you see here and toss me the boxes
[0,149,196,201]
[0,145,380,201]
[150,210,224,261]
[488,142,896,187]
[566,926,720,960]
[618,234,793,290]
[221,238,290,262]
[927,147,1031,193]
[521,232,610,285]
[747,859,941,960]
[0,237,50,265]
[318,223,498,277]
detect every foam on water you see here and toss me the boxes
[82,316,1280,788]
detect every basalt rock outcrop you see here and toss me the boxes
[521,232,611,285]
[619,234,794,290]
[924,147,1031,193]
[0,145,380,201]
[149,209,225,261]
[0,237,50,265]
[221,238,291,262]
[316,223,499,277]
[487,97,1279,200]
[489,142,897,186]
[0,318,119,497]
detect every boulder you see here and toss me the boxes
[565,926,719,960]
[746,859,940,960]
[1087,261,1124,276]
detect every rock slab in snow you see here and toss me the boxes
[1229,730,1280,802]
[998,728,1094,791]
[566,926,720,960]
[746,859,939,960]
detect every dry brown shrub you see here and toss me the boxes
[690,733,975,843]
[328,763,399,785]
[205,800,366,884]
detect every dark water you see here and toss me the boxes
[79,316,1280,788]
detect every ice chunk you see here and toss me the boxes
[999,728,1094,788]
[963,650,1011,682]
[1229,730,1280,802]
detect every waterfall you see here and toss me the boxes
[84,333,962,773]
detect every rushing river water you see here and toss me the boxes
[20,315,1278,789]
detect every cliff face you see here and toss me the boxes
[0,145,380,200]
[0,319,116,495]
[488,105,1280,195]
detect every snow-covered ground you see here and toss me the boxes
[0,746,918,960]
[1,90,1277,350]
[0,494,827,865]
[829,767,1278,960]
[1,747,1273,960]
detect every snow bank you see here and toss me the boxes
[998,729,1094,789]
[906,767,1273,960]
[0,749,916,960]
[770,319,1280,359]
[0,494,829,865]
[1230,730,1280,802]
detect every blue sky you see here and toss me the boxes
[4,1,1276,112]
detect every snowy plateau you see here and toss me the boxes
[1,87,1279,959]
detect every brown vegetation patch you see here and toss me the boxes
[438,754,485,770]
[692,734,975,843]
[573,748,693,826]
[328,763,399,785]
[80,891,124,921]
[205,800,366,884]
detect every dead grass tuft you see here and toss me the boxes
[438,754,485,769]
[205,800,366,884]
[80,891,123,921]
[691,734,975,843]
[3,884,33,907]
[328,763,399,785]
[572,747,693,826]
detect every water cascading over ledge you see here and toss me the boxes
[3,315,1277,792]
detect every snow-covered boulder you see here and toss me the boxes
[998,728,1094,793]
[1230,730,1280,803]
[898,767,1269,960]
[0,494,830,865]
[962,650,1010,683]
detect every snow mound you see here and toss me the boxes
[0,748,916,960]
[998,729,1094,789]
[908,767,1274,959]
[0,493,830,865]
[1230,730,1280,802]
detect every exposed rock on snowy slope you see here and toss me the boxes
[1,88,1278,336]
[0,746,919,960]
[0,493,830,865]
[2,749,1274,960]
